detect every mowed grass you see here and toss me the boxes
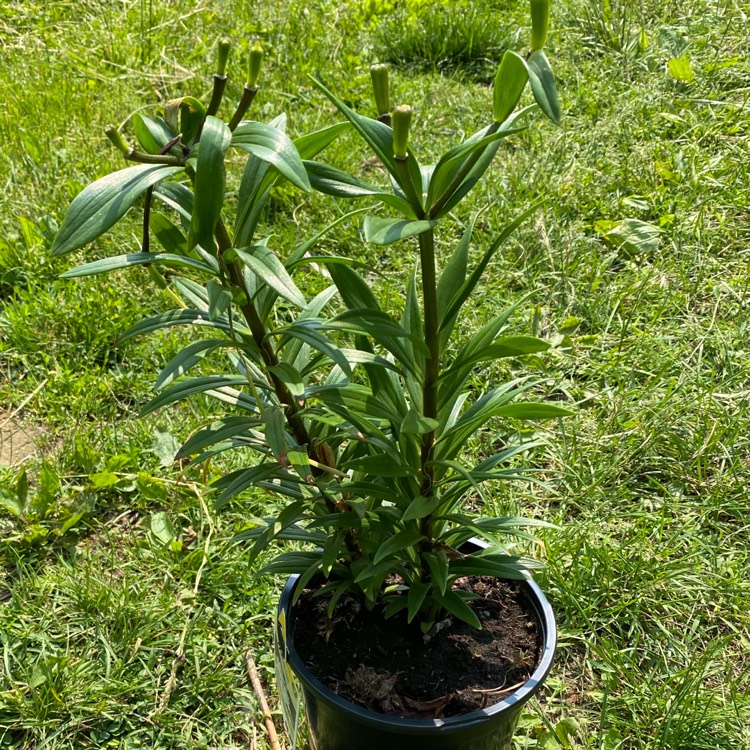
[1,0,750,748]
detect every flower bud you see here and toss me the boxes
[530,0,549,51]
[391,104,413,160]
[216,39,231,77]
[247,43,264,88]
[105,126,131,155]
[370,63,390,117]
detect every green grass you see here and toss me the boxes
[2,0,750,748]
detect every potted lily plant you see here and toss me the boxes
[51,1,569,747]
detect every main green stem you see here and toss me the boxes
[419,228,439,501]
[215,220,360,556]
[215,220,317,460]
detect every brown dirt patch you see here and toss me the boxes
[0,410,48,467]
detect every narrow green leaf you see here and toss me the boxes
[176,417,261,459]
[401,495,442,522]
[264,405,288,460]
[440,202,542,331]
[149,211,188,254]
[342,454,417,478]
[493,50,529,124]
[493,402,574,419]
[154,182,193,227]
[437,218,474,346]
[133,114,180,155]
[449,553,543,579]
[373,529,425,564]
[268,362,305,399]
[61,252,213,278]
[294,122,351,159]
[363,215,437,245]
[118,308,250,344]
[155,338,234,390]
[52,164,183,256]
[438,336,551,386]
[527,50,561,125]
[231,122,311,191]
[235,245,307,308]
[426,127,523,211]
[327,263,381,312]
[311,76,402,184]
[190,116,231,252]
[277,319,352,376]
[407,582,431,623]
[206,279,233,321]
[400,409,439,436]
[305,161,415,217]
[141,375,249,416]
[424,551,449,595]
[435,590,481,629]
[215,464,296,510]
[321,530,346,576]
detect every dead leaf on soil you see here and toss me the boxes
[402,693,454,719]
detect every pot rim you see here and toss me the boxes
[278,554,556,731]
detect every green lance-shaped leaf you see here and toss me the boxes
[149,211,188,254]
[234,245,307,309]
[407,582,431,623]
[372,529,425,565]
[190,116,231,252]
[363,215,437,245]
[206,279,233,321]
[530,0,550,51]
[439,202,542,332]
[448,553,543,579]
[294,122,350,160]
[60,252,214,278]
[436,218,474,347]
[155,339,241,391]
[176,416,262,460]
[51,164,184,256]
[304,161,416,217]
[154,182,194,229]
[141,375,250,416]
[231,122,311,191]
[493,50,529,124]
[527,50,561,125]
[426,127,523,213]
[132,114,181,155]
[434,590,481,630]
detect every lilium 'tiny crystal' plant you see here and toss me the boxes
[52,2,570,632]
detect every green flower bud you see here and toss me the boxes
[530,0,549,51]
[105,126,131,155]
[247,43,264,88]
[370,63,390,117]
[216,39,232,77]
[392,104,413,160]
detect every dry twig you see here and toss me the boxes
[246,651,283,750]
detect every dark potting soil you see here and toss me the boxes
[290,577,540,719]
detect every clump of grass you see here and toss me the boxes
[374,2,519,80]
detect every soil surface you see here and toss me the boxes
[291,577,540,719]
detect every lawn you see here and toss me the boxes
[1,0,749,748]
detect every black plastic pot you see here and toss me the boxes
[275,554,556,750]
